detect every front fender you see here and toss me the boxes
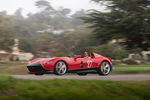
[40,57,70,70]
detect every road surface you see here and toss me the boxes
[12,74,150,81]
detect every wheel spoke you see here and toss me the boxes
[59,62,63,67]
[56,61,67,75]
[105,64,109,68]
[101,62,110,75]
[104,69,107,73]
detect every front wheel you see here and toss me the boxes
[98,61,111,76]
[54,61,68,75]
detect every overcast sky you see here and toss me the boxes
[0,0,104,16]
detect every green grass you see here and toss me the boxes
[0,62,150,74]
[113,65,150,74]
[0,62,28,75]
[0,75,150,100]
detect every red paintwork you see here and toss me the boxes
[29,52,112,71]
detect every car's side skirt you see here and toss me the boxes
[68,67,99,73]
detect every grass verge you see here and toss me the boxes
[113,65,150,74]
[0,75,150,100]
[0,62,28,75]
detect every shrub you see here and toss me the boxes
[94,44,128,60]
[122,59,138,65]
[112,60,122,65]
[9,56,14,61]
[112,49,128,59]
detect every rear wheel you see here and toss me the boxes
[54,61,68,75]
[77,73,87,76]
[98,61,111,76]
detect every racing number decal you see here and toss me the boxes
[87,60,92,68]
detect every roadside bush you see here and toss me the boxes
[94,44,128,60]
[9,56,14,61]
[112,60,122,65]
[122,59,138,65]
[19,38,33,53]
[112,49,128,59]
[16,57,19,61]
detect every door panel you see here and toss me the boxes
[68,58,83,70]
[68,57,98,70]
[82,58,95,69]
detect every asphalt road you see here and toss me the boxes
[12,74,150,81]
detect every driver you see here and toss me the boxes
[84,51,90,58]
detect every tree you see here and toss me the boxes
[35,0,54,12]
[71,9,86,26]
[19,33,54,56]
[83,0,150,50]
[14,8,24,20]
[14,8,34,37]
[51,7,72,29]
[13,0,99,57]
[26,0,73,31]
[0,12,15,51]
[58,7,71,17]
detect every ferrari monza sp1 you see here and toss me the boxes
[27,52,113,76]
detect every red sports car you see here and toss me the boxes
[27,52,113,76]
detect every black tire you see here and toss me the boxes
[77,73,87,76]
[97,61,111,76]
[35,73,44,75]
[54,61,68,75]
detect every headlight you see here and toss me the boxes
[45,60,53,64]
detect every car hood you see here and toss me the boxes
[30,57,55,64]
[30,57,69,64]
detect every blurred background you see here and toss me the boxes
[0,0,150,75]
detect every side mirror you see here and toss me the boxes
[75,55,81,59]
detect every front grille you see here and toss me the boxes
[27,65,44,72]
[27,61,45,72]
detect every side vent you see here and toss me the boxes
[81,61,83,68]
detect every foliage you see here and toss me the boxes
[0,12,15,51]
[94,44,128,59]
[122,59,139,65]
[0,0,138,60]
[13,0,90,57]
[83,0,150,50]
[10,0,97,57]
[13,9,34,37]
[19,38,33,53]
[18,33,54,56]
[112,48,128,59]
[13,0,88,38]
[71,9,86,27]
[17,26,100,57]
[9,56,14,61]
[129,48,143,53]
